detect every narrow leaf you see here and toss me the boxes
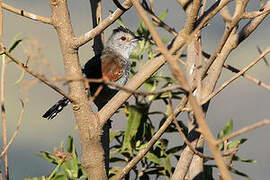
[122,105,143,151]
[145,152,162,165]
[218,119,233,139]
[228,138,247,149]
[158,9,168,21]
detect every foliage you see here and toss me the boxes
[205,119,256,179]
[25,6,256,179]
[109,14,185,180]
[25,135,88,180]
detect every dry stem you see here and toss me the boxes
[3,49,74,102]
[0,100,24,158]
[2,2,52,24]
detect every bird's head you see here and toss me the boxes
[106,26,142,59]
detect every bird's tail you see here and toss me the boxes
[42,97,70,120]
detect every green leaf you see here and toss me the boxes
[164,156,172,175]
[66,135,73,153]
[145,152,162,165]
[38,151,59,164]
[122,105,143,151]
[145,77,158,92]
[13,70,25,85]
[109,167,123,177]
[228,138,247,149]
[229,167,251,179]
[117,17,126,28]
[232,155,256,163]
[162,37,168,43]
[156,139,168,151]
[218,119,234,150]
[51,174,68,180]
[110,157,125,163]
[110,130,120,142]
[218,119,233,139]
[137,20,149,38]
[166,146,184,155]
[158,9,168,21]
[7,35,27,84]
[8,34,26,53]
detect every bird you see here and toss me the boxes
[42,26,142,120]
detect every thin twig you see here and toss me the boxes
[183,46,270,112]
[257,45,270,70]
[3,48,75,102]
[223,63,270,91]
[201,0,248,79]
[201,46,270,105]
[168,88,212,160]
[200,0,208,16]
[2,2,52,24]
[0,100,24,158]
[54,76,186,96]
[98,0,235,127]
[1,48,8,180]
[142,2,177,35]
[73,0,132,48]
[0,0,3,42]
[216,120,270,145]
[242,8,270,19]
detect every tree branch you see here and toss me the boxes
[1,42,9,180]
[98,0,235,127]
[130,1,232,179]
[183,46,270,112]
[2,2,52,24]
[0,100,24,159]
[3,48,75,102]
[216,120,270,145]
[223,63,270,91]
[202,45,270,107]
[73,0,132,48]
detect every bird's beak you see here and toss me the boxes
[132,36,144,42]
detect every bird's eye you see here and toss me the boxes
[120,36,126,41]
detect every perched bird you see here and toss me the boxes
[42,26,141,119]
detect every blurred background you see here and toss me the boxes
[0,0,270,179]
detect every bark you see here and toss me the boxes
[49,0,106,179]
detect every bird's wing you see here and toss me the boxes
[101,51,124,82]
[82,53,102,79]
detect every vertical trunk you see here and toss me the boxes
[49,0,106,179]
